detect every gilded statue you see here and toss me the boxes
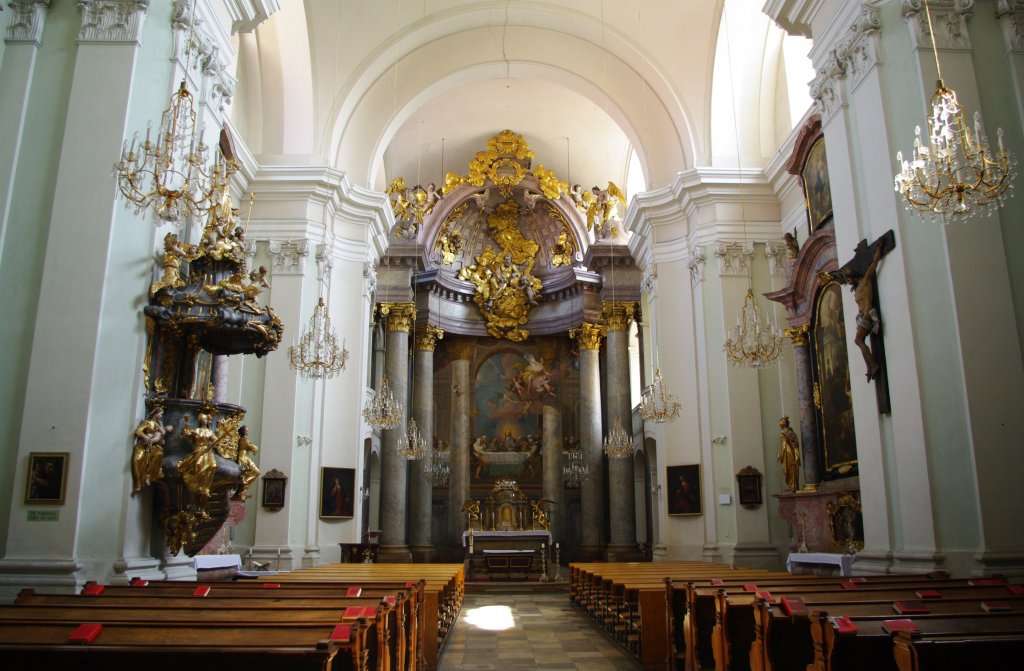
[778,417,801,493]
[245,266,271,302]
[150,233,193,297]
[530,499,551,530]
[233,425,260,501]
[462,499,481,530]
[388,178,439,236]
[178,413,218,511]
[582,182,626,237]
[437,225,463,265]
[132,406,172,493]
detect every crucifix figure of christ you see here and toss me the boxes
[827,230,896,409]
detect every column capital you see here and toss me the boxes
[570,322,607,350]
[902,0,973,51]
[379,302,416,332]
[784,323,810,346]
[5,0,51,45]
[601,301,637,332]
[415,325,445,351]
[267,239,309,276]
[77,0,150,44]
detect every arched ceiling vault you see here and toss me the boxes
[236,1,811,201]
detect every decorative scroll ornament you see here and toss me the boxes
[603,416,634,459]
[724,289,784,369]
[387,177,439,238]
[894,0,1016,222]
[457,201,543,341]
[640,369,681,423]
[362,375,402,429]
[466,130,535,196]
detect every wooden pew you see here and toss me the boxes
[892,629,1024,671]
[750,589,1024,671]
[709,580,1017,671]
[13,588,399,671]
[809,611,1024,671]
[0,619,368,671]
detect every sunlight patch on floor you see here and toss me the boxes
[463,604,516,631]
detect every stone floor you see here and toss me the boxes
[438,590,642,671]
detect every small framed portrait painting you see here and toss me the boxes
[25,452,69,504]
[666,464,702,516]
[261,469,287,509]
[801,136,833,233]
[320,467,355,519]
[736,466,763,508]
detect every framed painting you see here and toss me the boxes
[319,467,355,519]
[801,136,833,233]
[736,465,763,508]
[812,281,858,478]
[261,468,287,509]
[666,464,702,516]
[25,452,69,504]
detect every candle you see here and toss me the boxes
[556,542,559,550]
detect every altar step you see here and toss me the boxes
[464,574,569,594]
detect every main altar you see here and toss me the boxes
[462,479,553,578]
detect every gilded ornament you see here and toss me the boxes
[464,130,535,196]
[456,201,543,341]
[602,301,637,331]
[784,323,810,346]
[233,425,260,501]
[570,322,607,350]
[178,412,218,511]
[388,178,439,237]
[581,182,627,237]
[161,510,201,556]
[435,212,465,265]
[442,171,467,195]
[415,325,445,351]
[131,406,172,494]
[380,302,417,332]
[817,269,835,286]
[534,164,568,199]
[150,233,194,297]
[550,227,575,268]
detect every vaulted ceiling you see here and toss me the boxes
[230,0,813,199]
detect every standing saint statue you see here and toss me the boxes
[234,425,260,501]
[132,406,172,494]
[778,416,801,493]
[178,413,218,513]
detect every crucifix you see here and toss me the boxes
[827,229,896,414]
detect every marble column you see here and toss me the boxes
[571,323,606,560]
[448,338,473,547]
[542,403,563,544]
[376,302,415,563]
[409,325,443,562]
[603,302,640,560]
[786,325,821,489]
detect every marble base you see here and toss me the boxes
[376,544,413,563]
[109,556,164,584]
[775,487,860,553]
[604,544,643,562]
[0,558,85,601]
[732,544,783,570]
[409,543,437,563]
[971,551,1024,578]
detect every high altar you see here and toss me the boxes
[462,480,552,575]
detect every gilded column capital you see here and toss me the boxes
[379,302,416,332]
[415,325,445,351]
[784,323,810,346]
[601,301,637,332]
[570,322,607,350]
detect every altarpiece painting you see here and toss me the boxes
[811,282,858,477]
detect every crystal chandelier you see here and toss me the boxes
[428,449,450,487]
[894,1,1015,223]
[640,368,680,423]
[288,297,349,379]
[397,418,428,460]
[724,289,784,369]
[115,4,232,223]
[362,375,403,429]
[603,417,634,459]
[562,445,590,487]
